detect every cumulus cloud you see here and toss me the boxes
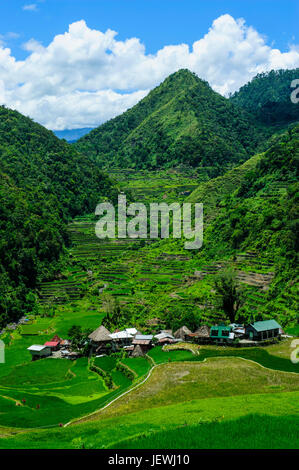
[0,14,299,129]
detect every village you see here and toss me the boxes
[27,318,284,361]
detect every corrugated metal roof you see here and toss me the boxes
[27,345,48,352]
[132,339,151,345]
[135,334,153,340]
[250,319,281,332]
[155,332,174,340]
[110,331,133,340]
[158,337,176,344]
[126,328,137,335]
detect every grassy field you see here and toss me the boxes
[83,357,299,421]
[0,362,298,448]
[110,414,299,449]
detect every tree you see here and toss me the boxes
[68,325,92,354]
[102,294,123,330]
[214,269,244,323]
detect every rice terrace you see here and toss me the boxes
[0,0,299,454]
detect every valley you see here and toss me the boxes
[0,68,298,449]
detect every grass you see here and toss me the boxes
[148,347,194,364]
[121,357,151,376]
[110,414,299,449]
[75,357,299,425]
[1,389,299,449]
[94,356,117,372]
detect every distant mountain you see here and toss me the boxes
[0,106,116,326]
[230,68,299,125]
[75,69,268,174]
[54,127,94,142]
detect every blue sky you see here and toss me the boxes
[1,0,298,59]
[0,1,298,130]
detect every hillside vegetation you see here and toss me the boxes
[230,68,299,125]
[0,106,116,327]
[200,124,299,325]
[75,69,268,174]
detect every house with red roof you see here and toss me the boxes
[44,341,60,351]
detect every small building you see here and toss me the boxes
[60,339,70,348]
[154,332,175,341]
[245,319,282,341]
[51,334,62,344]
[27,345,52,360]
[194,325,210,339]
[88,325,112,353]
[190,325,210,343]
[125,328,138,336]
[160,329,173,336]
[157,337,176,345]
[132,334,153,354]
[210,325,234,343]
[109,330,134,348]
[174,326,192,341]
[131,344,146,357]
[44,341,60,351]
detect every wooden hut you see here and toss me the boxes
[193,325,210,340]
[88,325,112,353]
[174,326,192,341]
[132,335,153,354]
[131,344,145,357]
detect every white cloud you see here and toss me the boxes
[23,4,38,12]
[0,14,299,129]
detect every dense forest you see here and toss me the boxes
[75,70,270,174]
[230,68,299,125]
[0,106,117,327]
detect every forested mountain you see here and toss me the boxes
[0,106,116,326]
[75,69,268,174]
[230,68,299,125]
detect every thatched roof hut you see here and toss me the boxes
[174,326,192,340]
[131,344,145,357]
[194,325,210,338]
[88,325,111,343]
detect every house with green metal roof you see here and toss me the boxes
[245,319,282,341]
[210,325,235,343]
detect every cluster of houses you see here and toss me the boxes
[27,334,74,361]
[87,318,283,358]
[27,319,283,360]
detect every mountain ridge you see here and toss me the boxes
[74,69,268,174]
